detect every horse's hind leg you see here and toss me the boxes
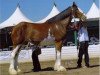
[54,41,66,71]
[15,47,22,73]
[9,44,22,75]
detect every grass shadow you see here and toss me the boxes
[67,67,78,70]
[41,67,54,71]
[89,64,100,68]
[23,67,54,74]
[23,70,33,74]
[67,64,100,70]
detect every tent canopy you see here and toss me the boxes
[0,6,33,29]
[86,2,99,19]
[0,2,99,29]
[35,5,60,23]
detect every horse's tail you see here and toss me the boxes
[11,22,27,46]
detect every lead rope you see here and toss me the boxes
[67,16,77,69]
[73,16,79,62]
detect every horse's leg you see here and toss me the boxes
[15,47,22,73]
[54,41,66,71]
[9,45,22,75]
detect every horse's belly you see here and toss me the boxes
[40,35,55,46]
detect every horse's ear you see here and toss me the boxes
[72,2,77,7]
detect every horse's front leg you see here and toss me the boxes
[54,41,66,71]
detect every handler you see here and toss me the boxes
[27,43,41,72]
[32,46,41,72]
[76,21,90,68]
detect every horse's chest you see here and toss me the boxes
[52,24,66,40]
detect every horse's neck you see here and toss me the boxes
[57,16,72,30]
[49,16,71,40]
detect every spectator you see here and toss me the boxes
[90,35,99,44]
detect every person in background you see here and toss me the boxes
[32,46,41,72]
[76,21,90,68]
[28,42,41,72]
[90,34,99,44]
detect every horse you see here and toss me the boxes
[9,2,86,74]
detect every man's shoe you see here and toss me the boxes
[85,64,90,68]
[77,65,82,68]
[32,68,41,72]
[83,66,89,68]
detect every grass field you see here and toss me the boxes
[0,58,100,75]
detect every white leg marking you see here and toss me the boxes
[55,51,61,66]
[9,45,21,75]
[54,50,66,71]
[15,50,21,73]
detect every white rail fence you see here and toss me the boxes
[0,44,100,63]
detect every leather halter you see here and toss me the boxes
[69,6,82,30]
[71,6,75,19]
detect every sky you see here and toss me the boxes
[0,0,99,23]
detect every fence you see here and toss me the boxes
[0,44,100,63]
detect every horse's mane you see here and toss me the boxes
[46,6,71,23]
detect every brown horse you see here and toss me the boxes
[9,2,86,74]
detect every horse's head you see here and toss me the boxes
[71,2,86,21]
[69,2,86,30]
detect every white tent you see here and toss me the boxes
[0,4,60,29]
[0,6,33,29]
[86,2,99,19]
[35,4,60,23]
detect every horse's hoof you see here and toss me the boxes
[54,65,66,71]
[9,68,17,75]
[58,66,66,71]
[17,68,21,73]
